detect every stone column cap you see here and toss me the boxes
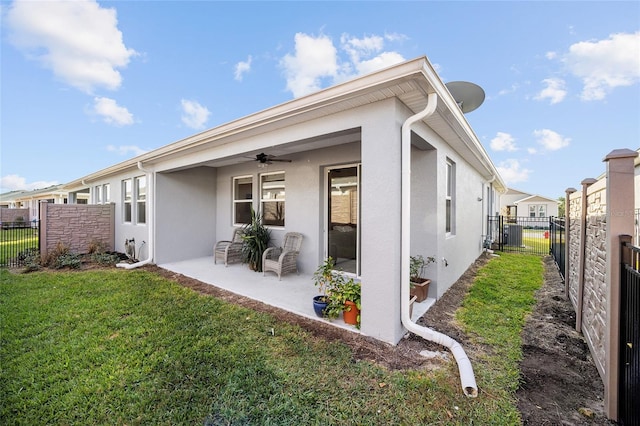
[565,187,577,193]
[581,178,597,186]
[603,148,639,161]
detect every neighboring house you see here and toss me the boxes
[3,185,89,221]
[0,190,27,209]
[500,188,559,221]
[64,56,506,345]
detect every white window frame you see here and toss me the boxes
[94,185,102,204]
[445,158,456,235]
[136,176,146,224]
[260,171,285,227]
[103,184,110,204]
[233,175,253,225]
[123,179,132,223]
[529,204,546,218]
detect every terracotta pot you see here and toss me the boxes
[343,300,360,325]
[409,278,431,302]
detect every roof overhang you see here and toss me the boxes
[64,56,505,193]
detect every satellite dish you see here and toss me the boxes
[445,81,485,113]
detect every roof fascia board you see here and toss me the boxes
[65,57,430,188]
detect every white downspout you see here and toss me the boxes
[401,92,479,398]
[117,161,154,269]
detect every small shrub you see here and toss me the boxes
[55,253,82,269]
[87,239,109,254]
[18,248,41,273]
[91,252,120,266]
[42,242,81,269]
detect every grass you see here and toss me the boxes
[1,253,544,425]
[457,253,545,422]
[0,228,38,266]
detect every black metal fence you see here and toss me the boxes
[0,220,40,267]
[550,217,565,280]
[620,236,640,426]
[487,216,551,256]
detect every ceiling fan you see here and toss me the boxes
[251,152,292,164]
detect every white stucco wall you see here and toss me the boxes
[155,167,217,264]
[84,171,151,260]
[77,96,500,345]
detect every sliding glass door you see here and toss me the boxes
[327,165,360,275]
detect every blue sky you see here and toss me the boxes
[1,1,639,200]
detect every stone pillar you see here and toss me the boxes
[603,148,638,420]
[564,187,576,298]
[576,178,596,332]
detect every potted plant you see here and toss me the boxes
[241,208,271,272]
[409,254,436,302]
[326,277,361,328]
[312,257,338,318]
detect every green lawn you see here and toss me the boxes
[0,228,38,266]
[0,253,543,425]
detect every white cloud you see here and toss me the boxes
[234,55,252,81]
[181,99,211,130]
[527,147,537,155]
[106,145,148,157]
[563,31,640,101]
[0,174,58,191]
[534,78,567,104]
[341,33,405,76]
[498,83,519,96]
[533,129,571,151]
[496,159,531,184]
[355,51,405,75]
[545,51,558,60]
[490,132,518,152]
[92,97,134,126]
[280,33,340,98]
[6,0,137,94]
[280,32,406,97]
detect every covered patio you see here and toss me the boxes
[159,257,436,333]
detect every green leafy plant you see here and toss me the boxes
[312,256,338,302]
[241,208,271,272]
[409,254,436,283]
[325,276,361,327]
[18,248,41,272]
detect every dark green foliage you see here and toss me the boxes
[240,208,271,272]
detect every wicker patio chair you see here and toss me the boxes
[214,229,244,266]
[262,232,303,280]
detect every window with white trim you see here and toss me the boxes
[94,185,102,204]
[136,176,146,224]
[123,179,132,223]
[446,159,456,234]
[529,204,546,218]
[261,172,285,227]
[233,176,253,225]
[94,184,110,204]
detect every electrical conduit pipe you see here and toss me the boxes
[117,161,154,269]
[401,92,479,398]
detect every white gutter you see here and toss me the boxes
[117,161,154,269]
[401,92,479,398]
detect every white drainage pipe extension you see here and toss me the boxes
[401,92,478,398]
[117,162,154,270]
